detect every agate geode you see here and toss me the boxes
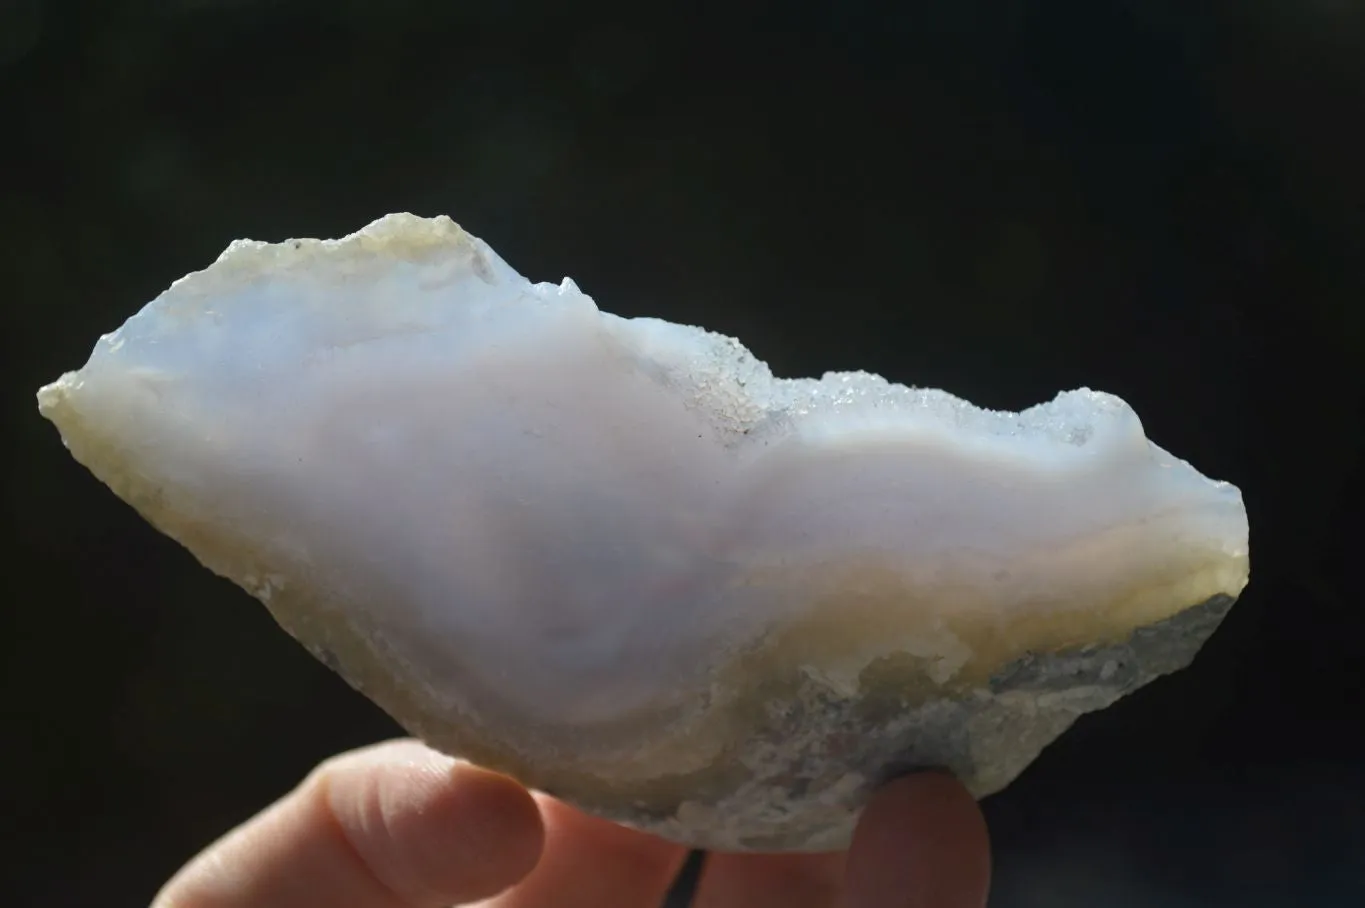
[37,214,1249,851]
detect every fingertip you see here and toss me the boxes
[318,741,545,905]
[413,757,546,895]
[846,772,990,908]
[155,740,546,908]
[490,795,688,908]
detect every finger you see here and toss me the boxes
[845,772,991,908]
[153,739,544,908]
[483,793,688,908]
[691,851,846,908]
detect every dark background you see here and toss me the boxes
[4,1,1363,905]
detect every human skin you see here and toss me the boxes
[151,739,990,908]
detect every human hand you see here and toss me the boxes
[152,739,990,907]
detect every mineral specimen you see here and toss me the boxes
[37,214,1249,851]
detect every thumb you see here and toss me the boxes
[153,739,545,908]
[844,772,991,908]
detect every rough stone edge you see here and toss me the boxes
[608,592,1237,851]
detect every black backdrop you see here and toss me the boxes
[4,1,1363,905]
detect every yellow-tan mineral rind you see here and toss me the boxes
[38,213,1249,850]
